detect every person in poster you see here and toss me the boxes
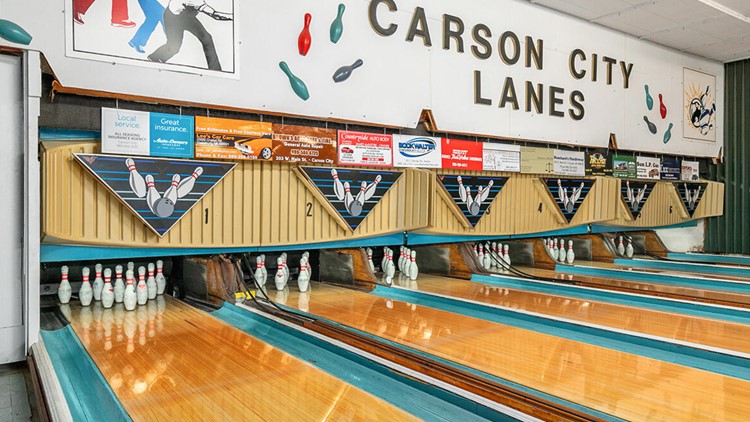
[147,0,232,71]
[128,0,166,53]
[74,0,134,27]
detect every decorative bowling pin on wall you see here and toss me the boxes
[643,116,657,134]
[0,19,32,45]
[644,85,653,110]
[298,13,312,56]
[333,59,363,83]
[279,61,310,101]
[659,94,667,119]
[663,123,673,144]
[330,4,345,44]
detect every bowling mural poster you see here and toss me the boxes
[482,143,521,172]
[637,156,662,180]
[438,174,507,227]
[553,150,586,176]
[682,160,700,181]
[392,135,442,169]
[441,139,483,171]
[676,182,707,217]
[585,149,613,177]
[337,131,393,168]
[74,153,236,237]
[520,147,554,175]
[299,167,402,231]
[621,180,655,220]
[612,155,637,179]
[660,158,680,180]
[66,0,238,76]
[543,179,594,223]
[101,108,195,158]
[195,116,336,164]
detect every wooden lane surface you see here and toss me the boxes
[402,274,750,354]
[583,260,750,283]
[62,297,418,422]
[280,283,750,421]
[516,265,750,306]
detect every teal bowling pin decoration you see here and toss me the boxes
[643,116,657,134]
[333,59,363,83]
[644,85,653,110]
[663,123,673,144]
[0,19,32,45]
[279,61,310,101]
[330,4,346,44]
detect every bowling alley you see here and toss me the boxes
[2,0,750,420]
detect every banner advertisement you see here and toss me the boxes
[102,108,194,158]
[613,155,637,179]
[637,156,662,179]
[441,139,483,171]
[553,150,586,176]
[585,149,613,177]
[195,116,336,164]
[483,143,521,172]
[682,160,700,181]
[660,157,680,180]
[520,147,555,175]
[392,135,441,168]
[337,131,393,168]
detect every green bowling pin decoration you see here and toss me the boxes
[644,84,653,110]
[330,4,345,44]
[279,61,310,101]
[0,19,32,45]
[663,123,673,144]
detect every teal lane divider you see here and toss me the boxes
[213,304,504,422]
[562,264,750,295]
[406,226,588,246]
[262,303,623,422]
[470,274,750,326]
[371,286,750,382]
[616,258,750,279]
[39,327,130,422]
[40,127,101,141]
[669,252,750,266]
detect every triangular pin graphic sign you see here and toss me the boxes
[74,154,236,237]
[620,180,655,220]
[543,178,594,223]
[438,174,507,227]
[300,167,402,231]
[675,182,707,217]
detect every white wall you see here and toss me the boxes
[656,222,706,253]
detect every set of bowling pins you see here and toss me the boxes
[544,238,576,264]
[331,169,381,217]
[58,261,167,312]
[126,158,203,218]
[473,242,511,271]
[368,246,418,285]
[457,176,494,216]
[556,179,586,213]
[616,236,635,258]
[253,252,312,293]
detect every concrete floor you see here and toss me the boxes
[0,364,38,422]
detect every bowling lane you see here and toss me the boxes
[579,260,750,283]
[398,275,750,354]
[280,282,750,421]
[63,297,418,421]
[618,258,750,279]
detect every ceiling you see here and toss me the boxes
[527,0,750,63]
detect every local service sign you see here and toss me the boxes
[585,149,613,177]
[483,143,521,172]
[553,150,586,176]
[442,139,483,171]
[102,108,194,158]
[337,131,393,168]
[682,160,700,181]
[637,156,662,180]
[393,135,441,168]
[613,155,637,179]
[660,157,680,180]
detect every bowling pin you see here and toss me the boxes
[659,93,667,119]
[491,242,499,268]
[457,176,467,203]
[280,61,310,101]
[402,248,411,275]
[114,265,125,303]
[298,257,310,292]
[305,256,312,279]
[552,239,559,260]
[136,266,148,306]
[127,262,135,273]
[260,255,268,280]
[482,245,492,270]
[281,253,289,281]
[79,267,93,307]
[478,244,485,267]
[145,175,161,215]
[479,180,494,203]
[58,266,72,304]
[298,13,312,56]
[643,116,657,134]
[163,174,180,204]
[331,169,345,200]
[275,258,286,290]
[397,247,404,272]
[472,244,478,257]
[146,263,157,300]
[126,158,147,198]
[330,3,345,43]
[343,182,354,214]
[381,247,388,272]
[617,236,625,256]
[93,263,104,301]
[644,84,653,110]
[363,175,382,201]
[503,245,511,267]
[124,270,137,311]
[385,250,395,278]
[366,248,376,273]
[254,256,265,287]
[663,123,673,144]
[155,260,166,295]
[102,269,115,309]
[0,19,32,45]
[566,241,575,264]
[408,251,418,281]
[333,59,363,83]
[355,181,367,205]
[177,167,203,198]
[626,239,634,258]
[558,241,566,263]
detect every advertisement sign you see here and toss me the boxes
[660,157,680,180]
[102,108,195,158]
[682,160,700,181]
[195,116,336,164]
[553,150,586,176]
[483,143,521,172]
[520,147,555,175]
[392,135,441,168]
[612,155,637,179]
[441,139,483,171]
[337,131,393,168]
[585,149,613,176]
[637,156,662,179]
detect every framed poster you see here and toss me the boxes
[683,68,717,142]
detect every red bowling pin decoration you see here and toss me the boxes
[659,94,667,119]
[298,13,312,56]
